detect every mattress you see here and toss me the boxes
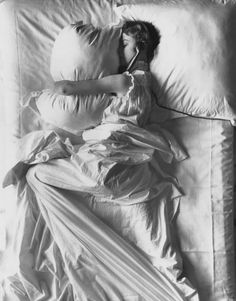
[162,117,235,301]
[0,0,235,300]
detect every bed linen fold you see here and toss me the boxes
[1,117,235,301]
[1,127,200,301]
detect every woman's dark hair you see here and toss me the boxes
[122,21,161,62]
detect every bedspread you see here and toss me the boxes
[1,129,198,301]
[1,116,235,301]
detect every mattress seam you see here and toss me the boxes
[14,8,22,138]
[210,119,215,292]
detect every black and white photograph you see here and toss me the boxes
[0,0,235,300]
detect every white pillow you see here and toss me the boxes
[114,2,236,124]
[0,0,116,169]
[35,23,121,135]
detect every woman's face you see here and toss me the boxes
[119,33,138,68]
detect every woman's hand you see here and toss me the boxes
[51,80,75,96]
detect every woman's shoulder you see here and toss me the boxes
[124,70,151,88]
[116,70,151,102]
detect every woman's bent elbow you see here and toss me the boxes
[52,80,74,96]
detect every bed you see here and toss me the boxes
[0,0,235,301]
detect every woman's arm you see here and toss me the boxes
[52,74,132,96]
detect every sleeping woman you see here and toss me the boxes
[43,20,186,205]
[25,21,199,300]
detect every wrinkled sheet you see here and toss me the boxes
[2,126,199,301]
[1,117,235,301]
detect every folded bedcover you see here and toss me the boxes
[88,116,235,301]
[1,116,235,301]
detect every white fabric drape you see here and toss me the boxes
[26,164,188,301]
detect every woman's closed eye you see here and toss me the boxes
[121,41,128,48]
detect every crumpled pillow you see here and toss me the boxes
[114,1,236,125]
[35,22,121,135]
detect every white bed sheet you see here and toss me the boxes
[90,116,236,301]
[75,116,236,301]
[163,117,235,301]
[1,116,235,301]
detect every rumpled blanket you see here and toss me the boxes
[2,129,199,301]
